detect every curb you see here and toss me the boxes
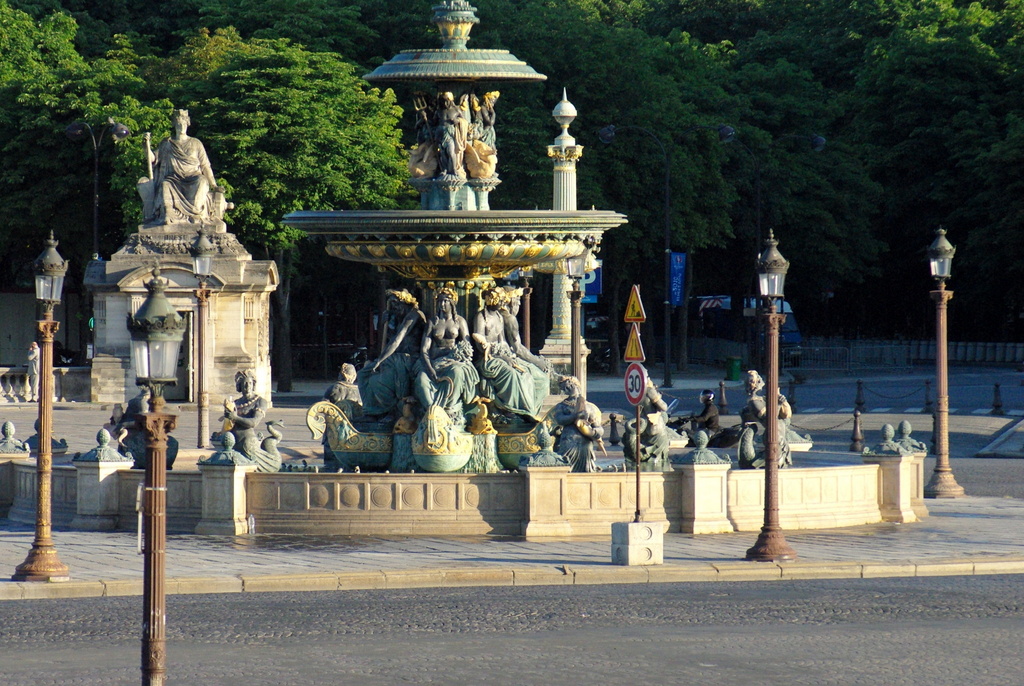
[3,555,1024,601]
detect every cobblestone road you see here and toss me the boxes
[1,576,1022,685]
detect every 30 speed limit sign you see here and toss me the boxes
[624,362,648,406]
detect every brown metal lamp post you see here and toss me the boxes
[127,268,187,686]
[13,233,71,582]
[746,231,797,562]
[190,230,215,449]
[924,227,965,499]
[566,247,589,394]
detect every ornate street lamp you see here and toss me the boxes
[566,246,589,395]
[12,232,71,582]
[745,231,797,562]
[924,227,965,498]
[127,267,186,685]
[65,118,131,259]
[190,230,215,448]
[599,123,733,388]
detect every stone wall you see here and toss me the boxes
[246,472,526,535]
[1,457,926,538]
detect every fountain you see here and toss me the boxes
[289,1,626,473]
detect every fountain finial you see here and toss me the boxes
[552,88,578,147]
[433,1,480,50]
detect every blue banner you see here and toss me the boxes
[670,252,687,306]
[582,261,602,304]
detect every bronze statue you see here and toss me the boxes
[414,287,479,419]
[622,377,672,470]
[325,363,362,416]
[116,386,178,470]
[552,375,604,472]
[435,91,470,179]
[358,289,426,419]
[473,287,548,421]
[221,370,282,472]
[894,420,928,454]
[865,423,912,456]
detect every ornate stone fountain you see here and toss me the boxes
[290,1,626,473]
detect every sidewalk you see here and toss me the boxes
[2,496,1023,600]
[2,370,1024,600]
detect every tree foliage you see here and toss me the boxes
[2,0,1024,352]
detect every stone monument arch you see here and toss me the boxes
[85,109,278,405]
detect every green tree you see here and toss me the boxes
[167,37,408,388]
[0,2,167,291]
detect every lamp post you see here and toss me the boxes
[599,123,733,388]
[190,230,215,449]
[127,268,187,686]
[566,247,589,396]
[745,231,797,562]
[924,227,965,499]
[12,233,71,582]
[65,118,131,259]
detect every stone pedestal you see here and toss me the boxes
[674,462,733,534]
[0,456,18,517]
[521,466,574,538]
[611,521,663,566]
[85,225,278,405]
[910,453,928,520]
[195,462,257,535]
[71,460,130,531]
[862,452,928,523]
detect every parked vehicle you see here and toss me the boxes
[690,295,802,346]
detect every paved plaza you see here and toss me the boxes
[1,368,1023,600]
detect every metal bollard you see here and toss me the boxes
[718,380,729,416]
[855,380,866,412]
[850,409,864,453]
[608,413,621,446]
[992,383,1005,416]
[923,380,934,414]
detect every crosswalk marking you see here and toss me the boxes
[774,407,1001,415]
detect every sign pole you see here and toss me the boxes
[623,360,648,524]
[634,402,642,522]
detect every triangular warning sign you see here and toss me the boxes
[624,323,646,361]
[624,284,647,323]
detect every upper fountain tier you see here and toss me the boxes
[363,1,546,85]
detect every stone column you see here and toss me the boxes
[862,452,927,523]
[539,91,585,369]
[195,462,257,535]
[673,462,733,534]
[71,460,131,531]
[521,465,573,538]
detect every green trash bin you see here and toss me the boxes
[725,356,743,381]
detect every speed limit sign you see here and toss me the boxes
[624,362,648,406]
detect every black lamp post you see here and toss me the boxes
[190,230,215,449]
[12,232,71,582]
[127,268,186,685]
[599,123,733,388]
[65,118,131,259]
[745,231,797,562]
[924,227,965,499]
[566,247,590,396]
